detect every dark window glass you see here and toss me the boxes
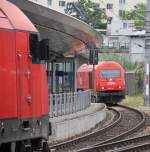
[123,22,127,29]
[107,3,113,10]
[100,70,120,78]
[59,1,66,7]
[119,10,125,17]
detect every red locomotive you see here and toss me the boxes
[0,1,50,151]
[77,61,126,104]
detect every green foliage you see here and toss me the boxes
[124,3,146,28]
[135,62,144,89]
[76,0,107,29]
[99,53,137,70]
[122,94,144,107]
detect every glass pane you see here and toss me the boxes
[47,60,75,94]
[55,63,64,93]
[100,70,120,78]
[64,62,74,92]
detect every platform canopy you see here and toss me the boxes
[8,0,102,57]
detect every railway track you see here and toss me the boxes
[49,105,145,152]
[76,134,150,152]
[76,135,150,152]
[49,107,120,151]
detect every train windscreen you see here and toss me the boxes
[100,70,120,78]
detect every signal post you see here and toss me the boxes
[89,48,98,102]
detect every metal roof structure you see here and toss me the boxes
[8,0,102,57]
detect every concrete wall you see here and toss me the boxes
[49,103,106,143]
[28,0,66,13]
[107,20,136,35]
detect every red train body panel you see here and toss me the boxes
[77,61,125,104]
[0,12,49,120]
[95,61,125,91]
[0,30,17,119]
[77,64,93,90]
[0,1,49,151]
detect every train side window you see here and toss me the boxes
[29,33,40,63]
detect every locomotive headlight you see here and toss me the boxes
[101,87,105,90]
[118,86,121,89]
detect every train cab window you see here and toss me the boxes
[100,70,120,78]
[29,33,40,63]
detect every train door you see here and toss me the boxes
[16,31,33,118]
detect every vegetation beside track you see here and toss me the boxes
[122,93,144,107]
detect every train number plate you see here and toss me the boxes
[107,82,115,85]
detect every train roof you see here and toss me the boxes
[0,0,37,32]
[77,64,93,72]
[78,61,124,72]
[95,61,123,69]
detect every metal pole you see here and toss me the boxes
[52,62,56,93]
[74,57,77,92]
[144,0,150,106]
[92,64,96,102]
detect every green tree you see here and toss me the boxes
[70,0,107,29]
[124,3,146,28]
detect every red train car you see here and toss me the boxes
[77,61,125,104]
[0,1,50,151]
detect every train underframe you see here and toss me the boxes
[0,115,50,152]
[97,90,125,105]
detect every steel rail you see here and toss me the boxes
[49,107,121,151]
[77,134,150,152]
[111,142,150,152]
[95,104,146,145]
[76,105,146,152]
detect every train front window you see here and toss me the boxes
[100,70,120,78]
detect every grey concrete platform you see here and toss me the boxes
[49,103,107,143]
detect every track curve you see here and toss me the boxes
[75,105,145,152]
[49,107,121,151]
[49,105,145,152]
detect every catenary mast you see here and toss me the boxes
[144,0,150,106]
